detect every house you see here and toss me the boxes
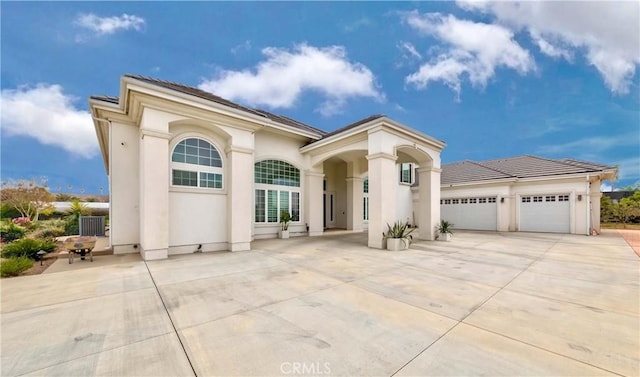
[434,156,616,235]
[603,191,636,203]
[89,75,445,260]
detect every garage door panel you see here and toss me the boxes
[520,195,570,233]
[441,198,497,231]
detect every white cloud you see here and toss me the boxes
[75,13,145,35]
[529,30,573,61]
[537,134,639,156]
[231,40,251,55]
[1,84,97,158]
[402,11,534,98]
[199,44,384,117]
[398,41,422,60]
[457,1,640,94]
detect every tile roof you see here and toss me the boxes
[92,74,326,136]
[319,114,385,139]
[441,155,616,185]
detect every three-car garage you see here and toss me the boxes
[437,156,615,235]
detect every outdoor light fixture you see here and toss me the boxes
[578,195,583,201]
[500,197,505,203]
[37,250,47,266]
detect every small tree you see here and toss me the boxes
[617,192,640,226]
[0,178,55,222]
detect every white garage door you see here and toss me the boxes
[520,194,570,233]
[441,197,497,231]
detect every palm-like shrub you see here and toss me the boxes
[1,237,56,259]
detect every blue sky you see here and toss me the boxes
[2,1,639,194]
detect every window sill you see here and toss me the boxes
[169,186,226,195]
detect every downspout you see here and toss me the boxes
[586,175,591,236]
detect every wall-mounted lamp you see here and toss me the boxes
[577,194,583,201]
[500,197,505,203]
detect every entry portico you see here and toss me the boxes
[300,115,445,248]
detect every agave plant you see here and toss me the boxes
[383,221,415,239]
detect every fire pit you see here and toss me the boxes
[64,236,97,264]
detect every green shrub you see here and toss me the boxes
[0,223,27,242]
[31,227,66,239]
[64,218,79,236]
[1,238,57,259]
[1,257,34,277]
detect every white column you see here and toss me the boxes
[367,153,397,248]
[346,177,364,232]
[226,146,253,251]
[417,167,441,241]
[305,171,324,236]
[139,128,171,260]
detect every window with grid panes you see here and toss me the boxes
[171,138,223,189]
[254,160,301,224]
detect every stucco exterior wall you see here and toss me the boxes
[396,182,414,226]
[168,191,227,253]
[109,122,140,253]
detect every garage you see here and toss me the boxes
[519,194,570,233]
[441,197,497,231]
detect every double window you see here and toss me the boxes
[255,160,301,223]
[171,138,223,189]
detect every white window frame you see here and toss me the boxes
[400,163,414,184]
[253,160,302,225]
[170,137,224,190]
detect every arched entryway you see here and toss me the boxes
[299,116,445,249]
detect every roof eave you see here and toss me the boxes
[122,76,324,140]
[301,116,446,153]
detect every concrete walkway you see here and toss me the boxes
[1,231,638,376]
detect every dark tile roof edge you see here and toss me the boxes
[122,74,324,137]
[90,95,119,104]
[319,114,385,139]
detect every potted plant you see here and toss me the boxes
[383,221,415,251]
[279,210,292,239]
[437,219,454,241]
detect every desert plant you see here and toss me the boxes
[64,200,91,235]
[31,226,66,239]
[1,257,34,277]
[0,222,27,242]
[1,237,56,259]
[437,220,454,235]
[383,221,414,250]
[280,211,292,231]
[383,221,415,239]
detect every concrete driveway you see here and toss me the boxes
[2,231,638,376]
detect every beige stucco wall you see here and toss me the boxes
[109,122,140,253]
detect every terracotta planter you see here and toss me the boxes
[386,238,409,251]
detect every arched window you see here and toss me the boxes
[171,138,223,189]
[254,160,301,224]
